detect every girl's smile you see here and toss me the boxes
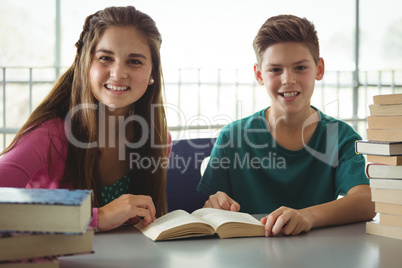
[90,26,153,114]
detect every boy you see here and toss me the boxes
[197,15,375,237]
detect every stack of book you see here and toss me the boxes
[356,93,402,240]
[0,188,94,267]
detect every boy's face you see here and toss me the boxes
[254,42,324,116]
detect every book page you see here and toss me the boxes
[135,210,211,240]
[191,208,262,230]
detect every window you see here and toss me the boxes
[1,0,402,149]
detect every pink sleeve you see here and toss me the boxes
[167,132,172,158]
[90,207,99,230]
[0,119,68,187]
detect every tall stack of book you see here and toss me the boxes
[0,188,94,267]
[356,93,402,240]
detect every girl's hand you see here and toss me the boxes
[97,194,156,231]
[203,191,240,212]
[261,206,313,237]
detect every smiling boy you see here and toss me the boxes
[197,15,375,236]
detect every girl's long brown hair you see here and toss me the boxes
[1,6,168,216]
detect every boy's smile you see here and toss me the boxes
[254,42,324,117]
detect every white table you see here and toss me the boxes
[59,217,402,268]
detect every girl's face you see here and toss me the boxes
[254,42,324,117]
[90,26,153,114]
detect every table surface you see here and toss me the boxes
[59,216,402,268]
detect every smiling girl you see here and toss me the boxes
[0,6,170,231]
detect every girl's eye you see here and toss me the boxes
[99,56,112,61]
[129,59,142,65]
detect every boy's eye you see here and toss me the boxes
[270,68,281,73]
[296,66,307,71]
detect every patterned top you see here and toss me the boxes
[0,118,171,229]
[101,171,132,205]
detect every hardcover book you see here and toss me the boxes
[135,208,265,241]
[373,93,402,105]
[366,220,402,240]
[370,178,402,190]
[366,129,402,142]
[366,163,402,179]
[375,202,402,216]
[355,140,402,156]
[0,230,94,262]
[0,257,59,268]
[366,154,402,165]
[367,116,402,129]
[0,188,92,234]
[371,188,402,205]
[379,213,402,228]
[369,104,402,116]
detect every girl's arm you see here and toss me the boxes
[0,119,68,188]
[96,194,156,231]
[94,132,172,231]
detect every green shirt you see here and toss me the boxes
[197,107,368,214]
[101,171,131,205]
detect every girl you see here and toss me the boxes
[0,6,170,231]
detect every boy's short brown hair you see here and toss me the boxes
[253,15,320,66]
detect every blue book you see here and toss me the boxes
[0,188,92,234]
[0,256,59,267]
[0,230,94,262]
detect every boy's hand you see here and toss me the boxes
[97,194,156,231]
[203,191,240,212]
[261,206,313,236]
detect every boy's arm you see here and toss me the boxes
[261,184,375,236]
[304,184,375,228]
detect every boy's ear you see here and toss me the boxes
[315,58,325,81]
[254,63,264,85]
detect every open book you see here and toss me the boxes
[135,208,265,241]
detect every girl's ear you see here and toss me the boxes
[254,63,264,85]
[315,58,325,81]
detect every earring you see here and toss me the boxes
[149,78,155,85]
